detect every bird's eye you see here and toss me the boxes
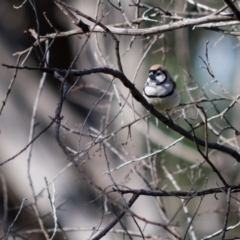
[156,71,161,76]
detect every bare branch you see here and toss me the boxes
[224,0,240,19]
[3,64,240,162]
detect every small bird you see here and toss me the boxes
[143,64,179,111]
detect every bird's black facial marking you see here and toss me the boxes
[148,69,167,85]
[149,70,156,74]
[149,69,166,76]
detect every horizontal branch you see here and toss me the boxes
[2,64,240,162]
[204,27,240,36]
[115,185,240,198]
[40,14,237,39]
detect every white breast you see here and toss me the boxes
[143,89,179,111]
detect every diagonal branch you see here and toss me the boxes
[224,0,240,19]
[2,64,240,163]
[91,194,139,240]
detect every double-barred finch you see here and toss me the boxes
[143,64,179,111]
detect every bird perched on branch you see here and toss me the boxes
[143,64,179,111]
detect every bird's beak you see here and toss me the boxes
[148,72,156,80]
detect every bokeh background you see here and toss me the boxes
[0,0,240,239]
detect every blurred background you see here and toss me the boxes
[0,0,240,239]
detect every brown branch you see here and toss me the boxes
[54,1,89,33]
[183,195,204,240]
[222,188,231,239]
[39,14,237,39]
[114,186,240,198]
[0,56,21,116]
[196,105,209,157]
[91,194,139,240]
[224,0,240,20]
[186,116,229,187]
[192,105,230,185]
[0,119,55,166]
[2,64,240,163]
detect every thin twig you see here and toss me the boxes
[163,165,197,240]
[45,178,58,240]
[0,174,8,233]
[4,198,27,240]
[91,194,139,240]
[185,118,229,187]
[222,188,231,239]
[0,56,21,116]
[26,41,49,240]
